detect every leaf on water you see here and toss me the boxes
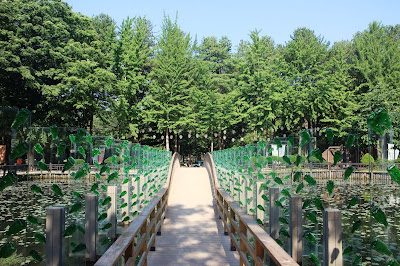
[34,232,46,243]
[0,242,16,258]
[34,143,45,157]
[6,219,26,236]
[327,180,334,195]
[9,141,29,160]
[351,219,361,233]
[51,184,63,196]
[27,215,40,225]
[372,237,392,256]
[29,249,43,262]
[70,202,83,214]
[0,172,17,191]
[72,243,86,253]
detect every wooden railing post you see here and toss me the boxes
[157,200,162,235]
[289,196,302,264]
[323,209,342,266]
[85,194,98,262]
[239,219,247,266]
[255,238,265,265]
[269,187,279,239]
[150,208,156,251]
[46,206,65,266]
[230,208,236,251]
[224,199,229,236]
[107,185,117,240]
[141,221,148,266]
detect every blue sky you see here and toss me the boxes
[65,0,399,49]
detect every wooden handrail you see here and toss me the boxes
[204,153,299,266]
[95,152,180,266]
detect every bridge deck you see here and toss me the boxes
[147,167,239,265]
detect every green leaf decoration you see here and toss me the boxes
[62,157,75,172]
[372,237,392,256]
[75,129,86,143]
[74,168,87,180]
[69,134,76,144]
[98,213,107,222]
[293,172,301,182]
[257,205,265,211]
[306,211,318,223]
[327,180,334,195]
[333,151,341,166]
[29,249,43,262]
[107,172,118,182]
[371,205,389,227]
[313,197,324,210]
[93,149,102,157]
[132,194,137,199]
[11,108,31,129]
[344,166,354,180]
[102,238,111,246]
[308,253,321,266]
[326,128,334,144]
[304,231,317,244]
[102,196,112,206]
[279,217,289,224]
[367,108,392,135]
[275,239,284,246]
[86,134,93,145]
[120,191,127,197]
[288,134,294,147]
[261,194,268,201]
[73,191,83,199]
[387,164,400,185]
[122,216,129,222]
[51,184,63,196]
[279,227,290,238]
[0,242,16,258]
[343,245,353,255]
[0,172,17,191]
[274,138,282,149]
[296,155,302,166]
[256,219,263,225]
[30,184,43,194]
[95,173,101,179]
[352,254,362,265]
[77,225,85,234]
[132,210,138,216]
[78,146,86,158]
[123,178,129,184]
[57,142,66,157]
[304,174,316,186]
[274,200,283,208]
[282,155,291,165]
[50,125,58,140]
[102,223,112,230]
[101,184,107,191]
[311,148,324,163]
[302,199,312,209]
[299,130,311,146]
[386,259,400,266]
[296,183,304,193]
[64,224,77,237]
[346,134,356,148]
[347,196,359,209]
[90,183,98,193]
[351,219,361,233]
[70,202,83,214]
[249,208,255,213]
[120,203,128,208]
[34,143,45,156]
[27,215,41,225]
[245,186,252,191]
[281,188,291,198]
[9,141,29,160]
[100,165,110,175]
[6,219,26,236]
[105,137,113,148]
[37,161,49,171]
[33,232,46,243]
[273,176,283,185]
[72,243,86,253]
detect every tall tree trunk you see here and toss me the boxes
[165,129,170,151]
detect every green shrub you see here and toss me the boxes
[270,156,283,163]
[74,159,85,165]
[361,153,375,164]
[104,156,123,165]
[0,252,25,266]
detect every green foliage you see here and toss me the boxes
[361,153,375,164]
[104,156,123,165]
[0,252,24,266]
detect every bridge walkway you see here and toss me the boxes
[147,167,239,265]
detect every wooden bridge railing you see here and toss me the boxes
[204,153,299,266]
[94,152,180,266]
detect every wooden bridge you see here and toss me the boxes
[94,153,298,266]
